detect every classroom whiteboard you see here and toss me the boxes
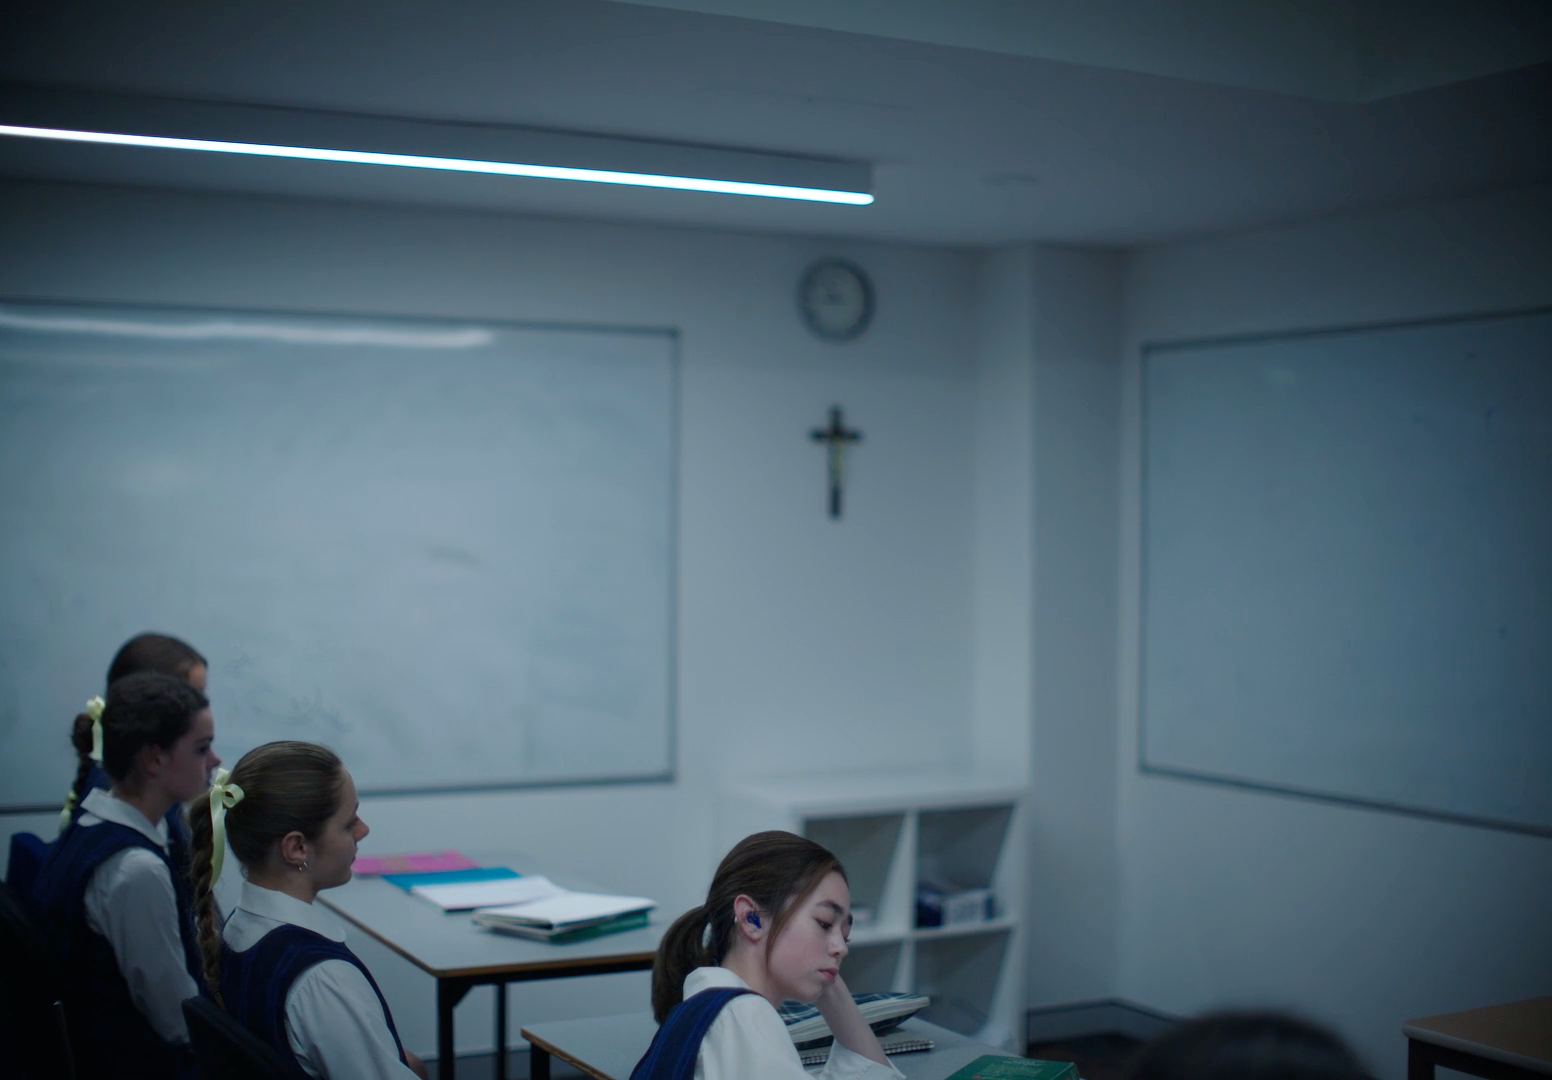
[1141,309,1552,837]
[0,300,676,810]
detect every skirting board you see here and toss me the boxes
[1026,999,1178,1045]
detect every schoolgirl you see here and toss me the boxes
[30,671,220,1080]
[189,740,427,1079]
[633,830,902,1080]
[61,631,210,833]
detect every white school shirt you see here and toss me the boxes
[77,787,199,1046]
[222,881,418,1080]
[682,967,904,1080]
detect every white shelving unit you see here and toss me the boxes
[719,771,1026,1049]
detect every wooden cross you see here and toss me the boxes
[810,406,862,519]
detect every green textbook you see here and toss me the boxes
[942,1054,1078,1080]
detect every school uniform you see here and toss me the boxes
[66,764,245,918]
[221,880,417,1079]
[30,788,203,1080]
[69,761,192,854]
[635,967,904,1080]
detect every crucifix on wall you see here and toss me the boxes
[810,405,862,519]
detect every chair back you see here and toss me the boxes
[6,831,51,897]
[183,995,296,1080]
[0,879,75,1080]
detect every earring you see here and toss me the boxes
[296,860,309,871]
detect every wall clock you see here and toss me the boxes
[798,258,874,341]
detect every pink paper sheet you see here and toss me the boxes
[351,850,479,875]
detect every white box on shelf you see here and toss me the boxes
[915,881,994,928]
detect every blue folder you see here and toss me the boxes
[381,866,521,891]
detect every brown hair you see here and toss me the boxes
[107,632,207,687]
[66,633,209,812]
[188,741,346,1004]
[1125,1011,1373,1080]
[651,830,845,1022]
[71,672,208,793]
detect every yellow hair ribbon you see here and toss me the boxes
[84,695,105,763]
[207,767,245,886]
[59,787,79,834]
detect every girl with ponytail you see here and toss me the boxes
[633,831,899,1080]
[61,631,209,833]
[30,671,220,1080]
[188,740,427,1079]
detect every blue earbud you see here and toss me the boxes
[746,912,761,929]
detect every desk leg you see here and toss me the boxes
[1408,1040,1434,1080]
[494,983,508,1080]
[530,1045,551,1080]
[437,979,474,1080]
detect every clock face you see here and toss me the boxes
[798,259,874,341]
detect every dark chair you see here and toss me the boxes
[0,879,76,1080]
[6,830,51,897]
[183,995,296,1080]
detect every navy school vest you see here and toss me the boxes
[220,924,407,1078]
[630,988,758,1080]
[30,816,204,1080]
[72,764,193,876]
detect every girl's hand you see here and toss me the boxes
[814,972,891,1066]
[816,970,853,1011]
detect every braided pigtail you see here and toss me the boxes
[61,707,99,833]
[188,786,225,1005]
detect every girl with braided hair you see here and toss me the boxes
[60,631,209,834]
[30,671,220,1080]
[188,740,427,1079]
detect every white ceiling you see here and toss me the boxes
[1,0,1548,247]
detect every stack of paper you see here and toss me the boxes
[409,874,567,912]
[778,992,931,1048]
[472,891,656,943]
[799,1031,935,1067]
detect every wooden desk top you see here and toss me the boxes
[1403,997,1552,1075]
[319,855,661,980]
[521,1014,1016,1080]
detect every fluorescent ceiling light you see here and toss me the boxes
[0,306,494,348]
[0,122,875,205]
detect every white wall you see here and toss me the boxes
[1116,184,1552,1080]
[0,177,985,1057]
[971,243,1126,1014]
[971,248,1035,779]
[1028,248,1124,1006]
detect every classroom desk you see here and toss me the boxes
[319,860,661,1080]
[1403,997,1552,1080]
[521,1014,1016,1080]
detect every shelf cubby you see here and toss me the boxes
[913,925,1013,1037]
[804,812,906,931]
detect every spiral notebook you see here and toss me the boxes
[798,1031,935,1067]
